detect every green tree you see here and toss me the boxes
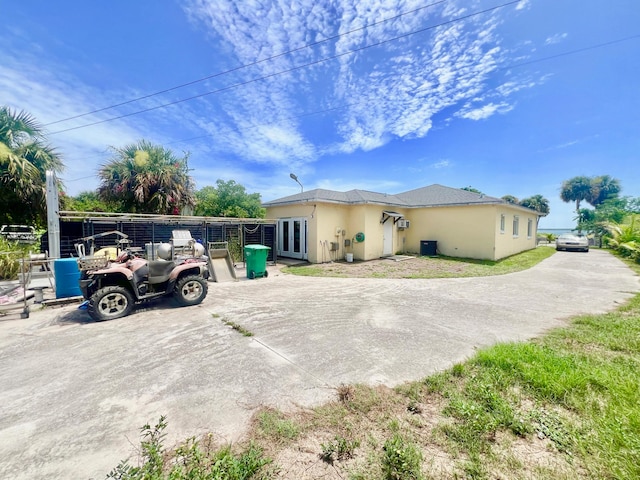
[501,195,519,204]
[589,175,621,207]
[0,106,63,226]
[625,197,640,214]
[194,180,265,218]
[519,194,550,226]
[98,140,195,214]
[62,190,112,212]
[560,175,593,215]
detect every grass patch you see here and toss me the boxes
[281,265,343,277]
[382,432,423,479]
[254,408,301,443]
[320,435,360,463]
[106,416,272,479]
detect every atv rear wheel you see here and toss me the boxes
[88,286,134,321]
[174,275,208,306]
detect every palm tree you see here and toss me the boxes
[98,140,195,214]
[604,215,640,262]
[0,106,63,226]
[589,175,621,207]
[520,194,550,226]
[560,176,593,214]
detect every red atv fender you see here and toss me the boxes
[91,262,135,280]
[169,259,208,280]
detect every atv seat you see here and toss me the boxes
[148,260,176,284]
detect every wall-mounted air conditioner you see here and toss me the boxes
[397,219,410,229]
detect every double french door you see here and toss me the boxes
[278,218,307,259]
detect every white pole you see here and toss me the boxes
[46,170,60,258]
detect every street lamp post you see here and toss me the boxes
[289,173,303,192]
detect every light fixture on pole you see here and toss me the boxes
[289,173,303,192]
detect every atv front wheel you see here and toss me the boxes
[174,275,208,306]
[88,286,134,321]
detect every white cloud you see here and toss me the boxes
[457,102,513,121]
[545,33,568,45]
[431,160,451,169]
[184,0,534,159]
[515,0,531,11]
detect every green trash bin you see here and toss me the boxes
[244,244,271,279]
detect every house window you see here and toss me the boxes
[527,218,533,238]
[513,216,519,237]
[500,214,505,233]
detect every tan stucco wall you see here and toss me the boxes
[308,203,410,262]
[404,205,497,259]
[266,202,538,263]
[405,205,538,260]
[348,205,410,261]
[265,203,318,261]
[314,203,351,263]
[493,206,538,260]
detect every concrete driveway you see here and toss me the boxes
[0,250,638,479]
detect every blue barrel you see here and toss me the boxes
[54,258,82,298]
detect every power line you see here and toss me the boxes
[43,0,450,127]
[49,0,521,136]
[60,32,640,168]
[498,33,640,70]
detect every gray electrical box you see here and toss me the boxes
[330,242,339,251]
[344,239,351,247]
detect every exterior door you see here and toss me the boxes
[383,220,393,256]
[278,218,307,259]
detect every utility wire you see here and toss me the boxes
[498,33,640,70]
[62,31,640,174]
[49,0,521,136]
[43,0,450,127]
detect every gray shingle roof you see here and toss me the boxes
[397,184,504,207]
[262,188,408,207]
[263,184,504,208]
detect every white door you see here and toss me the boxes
[383,220,393,256]
[278,218,307,259]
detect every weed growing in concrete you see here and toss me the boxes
[219,316,254,336]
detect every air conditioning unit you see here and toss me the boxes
[397,219,410,229]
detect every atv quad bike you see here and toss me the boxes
[79,250,209,321]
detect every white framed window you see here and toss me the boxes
[513,215,519,237]
[500,214,505,233]
[527,218,533,238]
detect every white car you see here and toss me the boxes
[555,234,589,252]
[0,225,38,244]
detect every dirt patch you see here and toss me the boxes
[284,256,476,278]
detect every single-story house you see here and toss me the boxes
[263,184,541,263]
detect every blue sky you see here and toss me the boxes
[1,0,638,228]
